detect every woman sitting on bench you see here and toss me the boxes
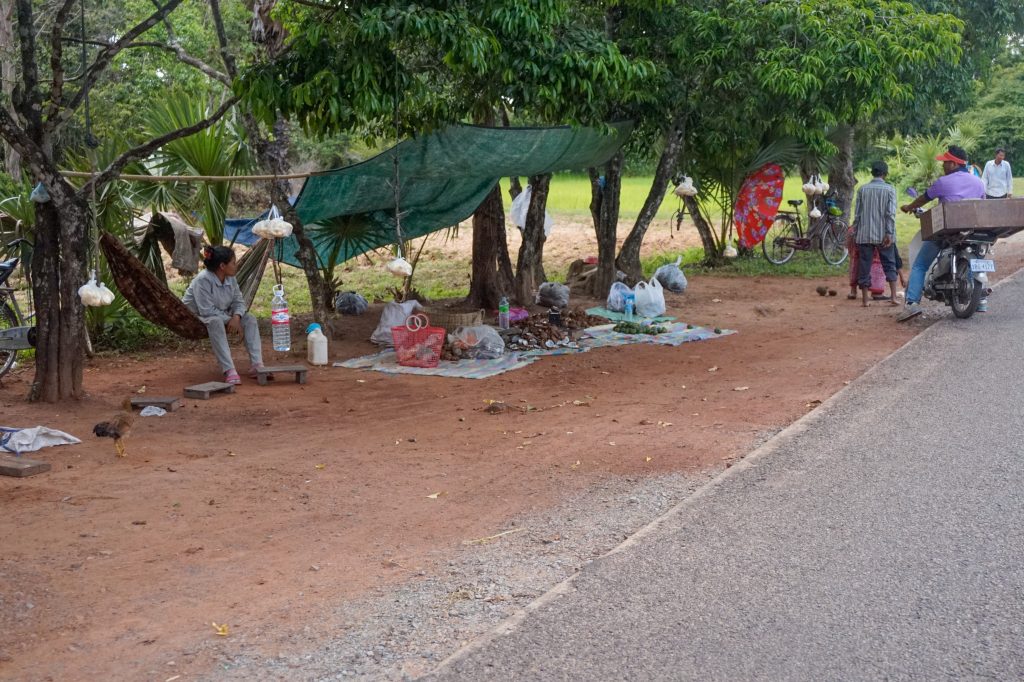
[182,245,265,385]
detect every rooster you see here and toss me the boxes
[93,398,135,458]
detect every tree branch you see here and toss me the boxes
[128,40,230,84]
[0,105,48,172]
[13,0,42,137]
[53,0,186,132]
[44,0,79,127]
[79,94,239,197]
[208,0,238,81]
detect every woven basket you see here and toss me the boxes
[423,306,485,332]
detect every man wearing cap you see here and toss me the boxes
[898,145,986,321]
[982,148,1013,199]
[851,160,899,307]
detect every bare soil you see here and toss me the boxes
[3,237,1022,681]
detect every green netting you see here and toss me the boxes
[274,122,632,268]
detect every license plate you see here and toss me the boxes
[970,259,995,272]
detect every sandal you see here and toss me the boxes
[846,293,857,300]
[224,369,242,385]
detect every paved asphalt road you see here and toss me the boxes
[430,273,1024,681]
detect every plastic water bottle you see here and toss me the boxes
[624,291,636,320]
[271,284,291,351]
[498,296,510,330]
[305,323,328,365]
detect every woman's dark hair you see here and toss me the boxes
[202,245,235,271]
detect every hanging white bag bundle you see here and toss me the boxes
[634,278,666,318]
[252,203,294,239]
[673,176,698,198]
[809,206,823,219]
[386,256,413,278]
[78,270,110,307]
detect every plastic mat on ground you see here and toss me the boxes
[585,307,676,323]
[336,322,734,378]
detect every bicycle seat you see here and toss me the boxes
[0,258,17,286]
[787,199,803,208]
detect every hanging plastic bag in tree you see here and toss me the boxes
[386,256,413,278]
[252,203,294,239]
[78,270,110,307]
[809,206,823,219]
[673,176,698,197]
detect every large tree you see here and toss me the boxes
[0,0,237,401]
[238,1,647,309]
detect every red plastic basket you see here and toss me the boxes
[391,314,446,368]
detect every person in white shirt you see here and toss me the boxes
[981,148,1013,199]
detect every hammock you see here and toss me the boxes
[99,232,272,340]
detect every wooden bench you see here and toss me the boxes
[256,365,308,386]
[0,455,51,477]
[130,396,183,412]
[183,381,236,400]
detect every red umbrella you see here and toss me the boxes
[734,164,785,249]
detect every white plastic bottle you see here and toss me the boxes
[271,284,291,352]
[498,296,510,330]
[306,323,328,365]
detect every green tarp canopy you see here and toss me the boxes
[274,122,632,268]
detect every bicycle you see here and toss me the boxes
[0,238,36,378]
[762,194,848,266]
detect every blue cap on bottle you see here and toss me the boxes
[306,323,321,334]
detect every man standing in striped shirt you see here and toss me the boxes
[852,160,899,307]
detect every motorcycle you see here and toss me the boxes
[915,209,994,319]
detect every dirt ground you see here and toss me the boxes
[3,235,1023,681]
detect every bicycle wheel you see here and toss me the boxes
[820,218,849,266]
[0,301,18,378]
[762,216,798,264]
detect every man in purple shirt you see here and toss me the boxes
[897,145,986,321]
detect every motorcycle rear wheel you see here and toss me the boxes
[950,260,982,318]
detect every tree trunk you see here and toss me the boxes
[29,182,87,402]
[827,123,856,224]
[587,150,623,298]
[0,0,19,178]
[508,176,523,200]
[683,194,721,264]
[587,167,603,232]
[514,173,550,304]
[252,118,334,328]
[617,116,685,283]
[466,184,513,309]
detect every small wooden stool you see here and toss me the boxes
[256,365,307,386]
[183,381,236,400]
[131,396,183,412]
[0,455,51,477]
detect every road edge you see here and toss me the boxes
[424,263,1024,679]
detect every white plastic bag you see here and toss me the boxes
[634,278,666,318]
[607,281,632,312]
[78,270,113,307]
[510,185,554,238]
[809,207,823,219]
[653,256,687,293]
[449,325,505,359]
[536,282,569,308]
[673,176,697,197]
[386,256,413,278]
[251,204,294,239]
[371,300,424,346]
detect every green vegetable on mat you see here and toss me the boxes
[714,328,722,334]
[612,321,667,335]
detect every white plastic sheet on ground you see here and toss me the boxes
[1,426,81,455]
